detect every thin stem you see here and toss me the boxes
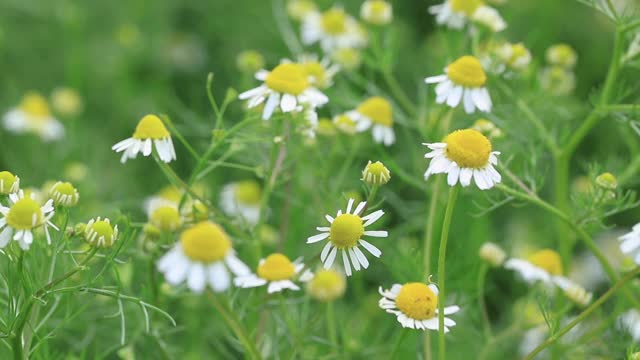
[553,154,572,265]
[437,186,459,360]
[603,104,640,112]
[159,114,200,161]
[326,302,338,349]
[389,328,409,359]
[525,267,640,360]
[477,263,493,339]
[382,71,417,117]
[208,293,262,360]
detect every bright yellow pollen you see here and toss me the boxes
[180,221,231,263]
[257,253,296,281]
[395,283,438,320]
[264,63,310,95]
[444,129,492,168]
[7,198,42,230]
[234,180,262,205]
[132,115,170,140]
[300,61,328,88]
[307,269,346,302]
[19,92,51,118]
[329,214,364,249]
[528,249,563,276]
[321,8,348,35]
[150,206,182,231]
[446,56,487,88]
[356,97,393,127]
[450,0,484,16]
[0,171,18,194]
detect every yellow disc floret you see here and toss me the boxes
[257,253,296,281]
[0,171,19,194]
[19,92,51,118]
[329,214,364,248]
[150,206,182,231]
[321,8,348,35]
[450,0,484,16]
[158,185,182,203]
[356,97,393,127]
[234,180,262,205]
[6,197,42,230]
[362,160,391,185]
[334,114,358,134]
[50,181,79,207]
[180,221,231,263]
[265,63,310,95]
[395,283,438,320]
[307,269,346,302]
[444,129,492,168]
[84,218,118,248]
[528,249,563,276]
[300,61,329,88]
[446,56,487,88]
[132,115,170,140]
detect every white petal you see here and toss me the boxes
[320,242,333,262]
[364,230,388,237]
[187,263,206,293]
[348,248,361,271]
[425,74,447,84]
[342,251,352,276]
[324,246,338,268]
[359,239,382,257]
[262,92,280,120]
[446,85,463,107]
[208,262,231,292]
[307,232,330,243]
[280,94,297,112]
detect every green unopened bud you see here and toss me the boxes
[361,160,391,185]
[595,172,617,190]
[224,87,238,103]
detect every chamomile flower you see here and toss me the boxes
[429,0,505,32]
[546,43,577,68]
[425,56,492,113]
[0,171,20,195]
[112,114,176,163]
[539,66,575,96]
[331,47,362,70]
[306,198,387,276]
[504,249,564,285]
[3,92,64,141]
[296,54,340,89]
[302,7,367,52]
[379,282,460,331]
[618,223,640,265]
[348,97,395,146]
[238,63,328,121]
[147,200,182,232]
[471,118,503,139]
[496,42,532,72]
[51,87,83,117]
[306,269,347,302]
[362,161,391,186]
[333,113,358,135]
[479,242,506,266]
[84,217,119,248]
[360,0,393,25]
[554,277,592,307]
[49,181,80,207]
[220,180,262,226]
[0,191,56,250]
[157,221,250,293]
[287,0,318,21]
[235,253,307,293]
[423,129,501,190]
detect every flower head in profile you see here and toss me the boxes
[84,217,119,248]
[238,63,328,121]
[479,242,506,267]
[496,42,532,72]
[0,191,56,250]
[157,221,250,293]
[220,180,262,226]
[49,181,80,207]
[235,253,308,293]
[360,0,393,25]
[307,198,387,276]
[295,54,340,89]
[306,269,347,302]
[3,92,65,142]
[423,129,501,190]
[147,200,182,232]
[429,0,505,32]
[302,7,367,52]
[379,282,460,331]
[333,113,358,135]
[471,118,503,139]
[112,114,176,163]
[0,171,20,195]
[362,161,391,186]
[425,56,492,113]
[348,97,395,146]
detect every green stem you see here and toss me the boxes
[477,263,493,339]
[389,328,409,359]
[603,104,640,112]
[382,71,417,117]
[159,114,200,161]
[553,154,572,266]
[437,186,459,360]
[326,302,338,349]
[525,267,640,360]
[209,293,262,360]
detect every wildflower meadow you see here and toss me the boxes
[2,0,640,358]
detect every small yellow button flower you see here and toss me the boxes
[479,242,506,266]
[302,7,367,52]
[297,54,339,89]
[3,92,64,141]
[149,204,182,232]
[221,180,262,226]
[84,217,118,248]
[0,171,20,194]
[112,114,176,163]
[235,253,307,293]
[306,269,346,302]
[539,66,575,96]
[595,172,618,190]
[51,87,83,117]
[333,113,358,135]
[546,43,577,68]
[496,42,532,71]
[472,118,503,139]
[49,181,80,207]
[0,191,56,249]
[348,97,395,146]
[362,161,391,186]
[360,0,393,25]
[331,47,362,70]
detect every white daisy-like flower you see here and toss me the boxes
[157,221,250,293]
[305,268,347,302]
[618,223,640,265]
[378,282,460,331]
[234,253,309,293]
[3,92,64,142]
[84,217,119,248]
[112,114,176,163]
[0,190,57,250]
[238,63,328,121]
[347,96,395,146]
[423,129,501,190]
[429,0,505,32]
[147,199,182,232]
[302,7,367,52]
[0,171,20,195]
[553,276,593,307]
[618,309,640,342]
[306,198,387,276]
[360,0,393,25]
[49,181,80,207]
[425,55,492,113]
[220,180,262,226]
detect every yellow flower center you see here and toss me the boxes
[150,206,182,231]
[300,61,328,88]
[7,198,42,230]
[321,8,348,35]
[307,269,346,301]
[19,92,51,118]
[450,0,484,16]
[329,214,364,249]
[257,253,296,281]
[132,115,170,140]
[87,220,116,246]
[509,43,528,63]
[356,97,393,127]
[51,182,76,197]
[365,161,388,177]
[180,221,231,263]
[334,114,357,133]
[370,1,388,15]
[444,129,492,168]
[0,171,18,194]
[446,56,487,88]
[234,180,262,205]
[264,63,310,95]
[596,172,618,190]
[158,186,182,203]
[527,249,563,275]
[547,44,576,67]
[395,283,438,320]
[332,48,362,70]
